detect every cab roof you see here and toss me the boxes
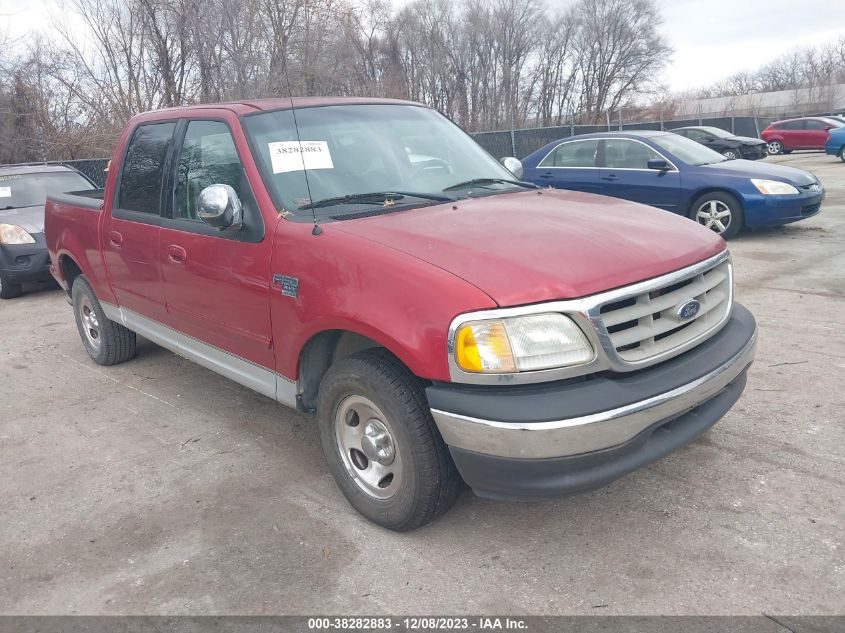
[135,97,427,118]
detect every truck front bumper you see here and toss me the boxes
[426,303,757,500]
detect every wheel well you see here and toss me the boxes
[297,330,385,412]
[59,256,83,296]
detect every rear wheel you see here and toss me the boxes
[690,192,743,239]
[72,276,136,365]
[840,147,845,163]
[317,348,461,531]
[0,275,23,300]
[766,140,783,155]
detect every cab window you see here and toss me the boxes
[174,120,252,221]
[117,122,176,214]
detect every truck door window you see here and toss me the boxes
[174,120,252,221]
[117,122,176,214]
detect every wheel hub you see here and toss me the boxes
[360,419,395,465]
[334,395,402,499]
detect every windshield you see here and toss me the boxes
[0,171,94,209]
[243,104,521,219]
[652,134,728,166]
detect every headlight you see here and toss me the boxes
[0,224,35,245]
[454,313,593,373]
[751,179,799,195]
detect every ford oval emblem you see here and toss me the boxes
[676,299,701,321]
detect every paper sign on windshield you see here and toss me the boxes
[269,141,334,174]
[0,187,11,198]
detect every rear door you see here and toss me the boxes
[531,139,600,193]
[597,138,681,212]
[158,116,276,372]
[101,121,176,321]
[781,120,805,149]
[803,119,830,149]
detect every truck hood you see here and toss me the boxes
[700,159,817,185]
[0,204,44,234]
[333,189,725,306]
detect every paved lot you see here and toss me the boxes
[1,153,843,615]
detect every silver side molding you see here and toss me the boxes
[101,303,298,408]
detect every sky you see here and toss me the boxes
[2,0,845,93]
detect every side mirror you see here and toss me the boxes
[198,184,243,231]
[501,156,523,180]
[824,125,834,131]
[647,158,670,171]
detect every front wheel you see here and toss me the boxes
[766,140,783,155]
[317,349,461,531]
[0,275,23,300]
[690,192,743,239]
[72,276,137,365]
[722,149,740,160]
[840,147,845,163]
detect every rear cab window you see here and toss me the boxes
[116,122,177,217]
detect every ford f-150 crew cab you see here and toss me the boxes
[45,98,757,531]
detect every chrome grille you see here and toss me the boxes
[599,259,732,362]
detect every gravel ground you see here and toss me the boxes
[1,152,843,616]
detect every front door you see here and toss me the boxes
[101,121,176,321]
[803,119,830,149]
[598,139,680,212]
[158,117,276,372]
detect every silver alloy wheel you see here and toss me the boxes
[722,149,739,159]
[79,295,102,351]
[767,141,782,155]
[334,394,402,499]
[695,200,732,234]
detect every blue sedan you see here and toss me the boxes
[520,131,824,238]
[824,127,845,162]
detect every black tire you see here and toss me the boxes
[721,148,740,160]
[839,147,845,163]
[689,191,744,239]
[0,275,23,299]
[766,140,783,155]
[71,276,136,365]
[317,348,461,531]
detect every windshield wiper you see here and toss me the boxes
[299,191,452,211]
[442,177,536,192]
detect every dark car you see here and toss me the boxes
[0,165,96,299]
[672,126,767,160]
[519,131,824,239]
[760,117,844,155]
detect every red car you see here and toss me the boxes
[45,98,757,530]
[761,116,844,155]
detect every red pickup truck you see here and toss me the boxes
[45,98,757,530]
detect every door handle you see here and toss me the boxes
[539,172,554,179]
[108,231,123,247]
[601,174,620,182]
[166,245,187,265]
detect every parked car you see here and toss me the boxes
[760,117,844,155]
[672,126,767,160]
[0,164,96,299]
[46,98,757,530]
[520,131,824,239]
[824,126,845,162]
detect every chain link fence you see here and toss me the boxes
[469,115,776,159]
